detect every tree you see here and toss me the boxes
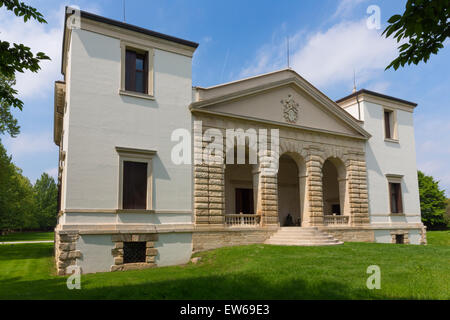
[33,172,58,230]
[418,170,447,229]
[383,0,450,70]
[0,0,50,137]
[0,138,37,233]
[0,74,20,136]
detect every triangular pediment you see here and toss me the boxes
[191,69,370,139]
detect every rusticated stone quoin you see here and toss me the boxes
[55,230,80,276]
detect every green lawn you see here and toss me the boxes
[0,231,54,242]
[0,231,448,300]
[426,230,450,246]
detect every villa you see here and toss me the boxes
[53,8,426,275]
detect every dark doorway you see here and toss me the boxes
[331,204,341,215]
[235,188,254,214]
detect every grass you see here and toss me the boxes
[0,231,448,300]
[0,231,54,242]
[426,230,450,246]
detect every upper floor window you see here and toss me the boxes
[125,49,148,94]
[384,110,392,138]
[383,108,397,140]
[120,42,154,99]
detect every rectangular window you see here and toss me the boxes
[235,188,254,214]
[125,49,148,94]
[123,242,146,263]
[384,110,392,139]
[389,182,403,214]
[123,161,148,209]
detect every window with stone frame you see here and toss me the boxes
[123,241,146,263]
[389,182,403,214]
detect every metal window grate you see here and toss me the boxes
[395,234,404,244]
[123,241,146,263]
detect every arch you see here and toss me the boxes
[322,157,347,216]
[277,152,307,226]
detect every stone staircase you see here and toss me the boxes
[265,227,343,246]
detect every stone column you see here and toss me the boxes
[258,150,278,226]
[305,154,324,226]
[260,174,278,225]
[299,174,308,226]
[208,164,225,224]
[193,163,225,225]
[194,164,210,225]
[252,165,261,215]
[346,155,370,225]
[338,177,349,217]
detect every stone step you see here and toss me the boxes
[264,227,342,247]
[265,241,344,246]
[269,236,335,241]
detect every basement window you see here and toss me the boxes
[395,234,404,244]
[123,241,146,263]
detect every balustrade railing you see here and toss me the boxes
[323,215,349,225]
[225,214,261,227]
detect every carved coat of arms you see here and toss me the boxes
[281,94,299,123]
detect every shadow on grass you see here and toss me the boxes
[0,270,411,300]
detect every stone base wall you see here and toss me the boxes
[55,230,81,276]
[193,229,276,252]
[319,227,375,242]
[319,226,425,244]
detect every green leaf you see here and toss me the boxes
[387,14,402,23]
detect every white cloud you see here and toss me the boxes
[0,3,102,100]
[332,0,368,20]
[292,19,397,88]
[415,117,450,196]
[3,131,56,157]
[0,6,65,99]
[240,19,398,90]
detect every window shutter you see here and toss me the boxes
[396,183,403,213]
[144,52,148,94]
[384,111,391,138]
[125,50,136,91]
[389,183,394,213]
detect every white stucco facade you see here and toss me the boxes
[337,92,422,244]
[53,9,425,275]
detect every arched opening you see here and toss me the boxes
[322,157,346,216]
[277,154,302,226]
[224,141,258,216]
[225,163,255,214]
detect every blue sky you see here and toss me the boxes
[1,0,449,195]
